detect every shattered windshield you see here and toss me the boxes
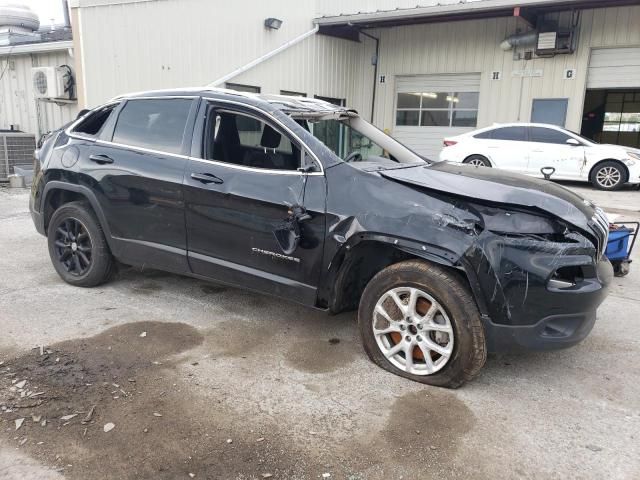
[309,120,387,161]
[297,115,427,167]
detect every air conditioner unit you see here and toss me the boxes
[31,66,67,99]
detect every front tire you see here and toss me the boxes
[47,201,114,287]
[463,155,491,167]
[590,161,627,190]
[358,260,486,388]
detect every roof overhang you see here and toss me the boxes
[315,0,640,33]
[0,40,73,55]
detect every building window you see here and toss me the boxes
[225,83,261,93]
[280,90,306,97]
[396,92,479,127]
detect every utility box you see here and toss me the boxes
[0,132,36,182]
[32,66,68,99]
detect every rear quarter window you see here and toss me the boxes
[473,130,494,139]
[112,98,193,155]
[490,127,527,141]
[72,103,119,137]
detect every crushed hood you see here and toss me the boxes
[380,162,596,231]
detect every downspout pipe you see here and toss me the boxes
[208,25,319,87]
[62,0,71,29]
[358,28,379,123]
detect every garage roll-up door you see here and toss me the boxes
[393,73,481,159]
[587,48,640,89]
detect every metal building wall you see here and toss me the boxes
[75,0,348,106]
[371,4,640,142]
[0,49,78,136]
[232,33,376,120]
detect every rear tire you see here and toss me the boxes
[358,260,486,388]
[590,161,627,190]
[47,201,114,287]
[463,155,491,167]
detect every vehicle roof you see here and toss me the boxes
[112,87,357,118]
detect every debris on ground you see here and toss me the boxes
[82,405,96,424]
[226,439,233,444]
[140,332,147,338]
[261,474,273,478]
[60,414,77,421]
[15,418,24,430]
[153,412,162,417]
[103,423,115,433]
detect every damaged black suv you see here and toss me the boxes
[30,89,612,388]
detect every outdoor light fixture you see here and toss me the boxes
[264,17,283,30]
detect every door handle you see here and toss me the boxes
[191,172,224,185]
[89,154,114,164]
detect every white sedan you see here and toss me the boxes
[438,123,640,190]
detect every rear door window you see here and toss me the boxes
[490,127,528,141]
[112,99,193,155]
[529,127,573,145]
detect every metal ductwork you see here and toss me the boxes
[500,30,538,51]
[61,0,71,29]
[0,3,40,32]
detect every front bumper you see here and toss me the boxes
[482,257,613,352]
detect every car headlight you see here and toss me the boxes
[475,206,561,235]
[626,151,640,164]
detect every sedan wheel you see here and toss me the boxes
[596,167,621,189]
[373,287,454,375]
[591,161,626,191]
[463,155,491,167]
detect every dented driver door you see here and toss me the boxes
[183,102,327,305]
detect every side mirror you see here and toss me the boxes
[566,138,581,146]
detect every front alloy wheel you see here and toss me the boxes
[358,260,486,388]
[591,161,626,190]
[373,287,454,375]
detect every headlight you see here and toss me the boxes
[475,206,560,235]
[627,151,640,164]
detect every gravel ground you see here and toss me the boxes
[0,184,639,480]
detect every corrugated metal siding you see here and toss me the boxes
[233,33,375,119]
[587,47,640,89]
[0,50,78,136]
[370,5,640,157]
[315,0,476,17]
[78,0,333,106]
[74,1,640,156]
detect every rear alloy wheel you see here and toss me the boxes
[47,202,114,287]
[591,161,627,190]
[53,218,93,276]
[358,260,486,388]
[463,155,491,167]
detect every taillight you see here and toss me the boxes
[443,140,457,147]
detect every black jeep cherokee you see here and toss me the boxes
[30,89,613,388]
